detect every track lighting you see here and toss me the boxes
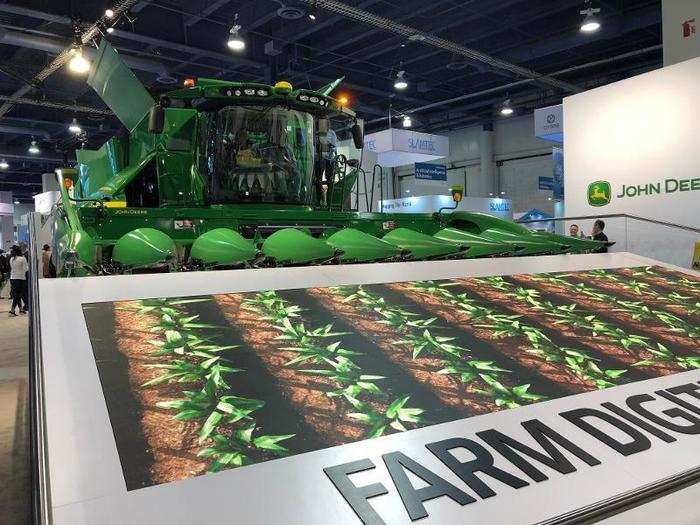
[68,117,82,134]
[105,8,115,18]
[28,139,40,155]
[0,159,8,169]
[580,6,601,33]
[227,14,245,51]
[402,115,412,128]
[394,70,408,90]
[106,26,115,33]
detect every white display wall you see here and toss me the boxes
[564,57,700,267]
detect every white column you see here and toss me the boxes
[476,123,495,197]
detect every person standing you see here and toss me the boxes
[8,245,28,316]
[42,244,53,278]
[0,249,9,298]
[591,219,609,253]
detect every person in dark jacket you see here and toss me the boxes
[592,219,609,253]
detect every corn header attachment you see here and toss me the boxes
[49,39,608,277]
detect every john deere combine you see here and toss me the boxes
[50,40,605,276]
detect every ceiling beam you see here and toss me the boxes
[184,0,231,27]
[299,0,581,93]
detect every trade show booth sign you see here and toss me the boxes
[365,129,449,168]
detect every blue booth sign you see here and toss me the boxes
[415,162,447,185]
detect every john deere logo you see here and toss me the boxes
[588,181,611,207]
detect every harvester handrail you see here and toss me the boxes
[518,213,700,234]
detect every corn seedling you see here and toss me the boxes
[347,395,425,437]
[414,280,626,390]
[336,286,531,406]
[531,274,699,364]
[241,290,420,438]
[634,343,700,370]
[197,423,294,472]
[474,375,545,409]
[135,297,295,472]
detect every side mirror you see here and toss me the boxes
[148,103,165,134]
[351,122,364,149]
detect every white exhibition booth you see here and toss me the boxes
[563,56,700,268]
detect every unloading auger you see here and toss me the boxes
[48,39,607,277]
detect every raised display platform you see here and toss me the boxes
[35,253,700,524]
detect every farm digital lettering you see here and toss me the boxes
[325,381,700,524]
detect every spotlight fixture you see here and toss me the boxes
[402,115,412,128]
[68,117,82,134]
[105,8,115,18]
[0,159,8,169]
[500,191,506,195]
[227,14,245,51]
[394,70,408,90]
[68,30,91,75]
[308,1,318,20]
[14,200,19,205]
[106,26,115,34]
[580,5,601,33]
[500,99,514,116]
[28,139,40,155]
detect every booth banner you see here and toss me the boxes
[378,195,513,219]
[534,104,563,143]
[552,147,564,200]
[414,163,448,185]
[81,265,699,523]
[365,129,449,168]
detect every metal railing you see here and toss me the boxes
[518,213,700,234]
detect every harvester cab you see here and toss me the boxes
[48,38,609,277]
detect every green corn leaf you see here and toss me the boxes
[199,411,223,442]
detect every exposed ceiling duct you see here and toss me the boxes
[298,0,582,93]
[0,124,50,139]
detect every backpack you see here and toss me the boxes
[0,255,9,274]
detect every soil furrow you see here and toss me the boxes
[306,287,496,416]
[612,267,700,300]
[563,272,694,320]
[213,294,367,445]
[387,283,594,395]
[452,280,659,381]
[278,289,462,425]
[112,301,209,486]
[509,275,699,359]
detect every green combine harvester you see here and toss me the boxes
[49,40,606,276]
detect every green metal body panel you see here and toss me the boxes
[112,228,176,268]
[189,228,257,266]
[262,228,336,264]
[434,228,513,258]
[327,228,402,262]
[381,228,463,260]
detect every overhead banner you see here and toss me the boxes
[414,162,448,185]
[534,104,563,143]
[552,147,564,200]
[365,129,449,168]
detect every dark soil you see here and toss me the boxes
[453,279,656,383]
[279,289,463,426]
[387,282,594,396]
[511,274,699,361]
[213,294,368,446]
[307,287,498,416]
